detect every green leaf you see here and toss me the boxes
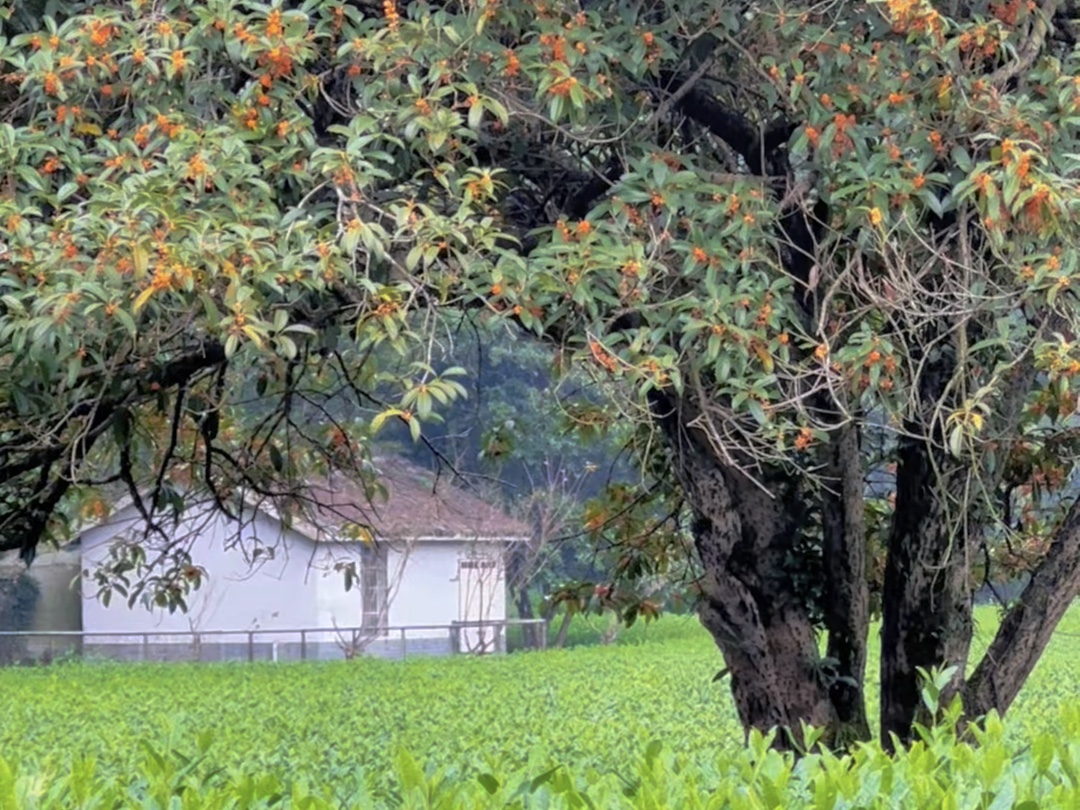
[269,444,284,473]
[477,773,500,795]
[394,748,426,795]
[529,766,560,793]
[468,101,483,130]
[0,758,17,810]
[55,181,78,203]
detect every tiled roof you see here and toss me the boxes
[302,456,529,541]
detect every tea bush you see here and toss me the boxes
[1,607,1079,808]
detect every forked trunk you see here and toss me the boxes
[654,375,1080,750]
[653,392,869,750]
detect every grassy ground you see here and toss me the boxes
[1,605,1078,793]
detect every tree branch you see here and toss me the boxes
[989,0,1059,87]
[963,493,1080,718]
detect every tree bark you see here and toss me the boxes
[963,496,1080,717]
[691,461,837,747]
[819,424,871,744]
[879,432,974,746]
[653,391,843,748]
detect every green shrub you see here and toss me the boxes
[2,702,1080,808]
[1,609,1078,807]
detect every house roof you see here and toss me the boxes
[301,456,530,542]
[65,456,529,548]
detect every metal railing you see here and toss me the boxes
[0,618,548,665]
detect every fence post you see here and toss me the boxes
[400,627,406,660]
[248,631,254,662]
[540,620,548,650]
[301,630,307,661]
[142,633,149,662]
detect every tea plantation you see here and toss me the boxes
[2,607,1079,808]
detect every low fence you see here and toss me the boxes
[0,619,548,665]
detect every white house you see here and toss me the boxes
[61,457,529,662]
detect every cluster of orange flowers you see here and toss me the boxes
[383,0,400,32]
[990,0,1035,26]
[186,153,209,179]
[266,9,284,38]
[538,33,567,63]
[132,123,153,147]
[640,30,662,65]
[373,299,399,318]
[54,104,84,124]
[639,357,667,383]
[589,340,618,373]
[464,174,494,200]
[503,49,520,77]
[232,23,258,45]
[86,20,114,48]
[956,27,1002,59]
[256,45,294,80]
[996,139,1056,230]
[885,0,945,39]
[832,113,857,157]
[547,76,578,98]
[794,427,814,451]
[147,266,177,294]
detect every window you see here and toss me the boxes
[459,559,497,570]
[360,548,388,635]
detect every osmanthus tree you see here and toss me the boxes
[2,0,1080,748]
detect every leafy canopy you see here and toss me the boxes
[1,0,1079,609]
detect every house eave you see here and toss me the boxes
[318,534,531,545]
[393,534,530,544]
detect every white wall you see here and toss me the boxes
[81,503,333,641]
[388,540,508,639]
[311,540,369,646]
[79,506,512,650]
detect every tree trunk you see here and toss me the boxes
[652,392,856,749]
[691,462,838,747]
[879,433,973,746]
[551,610,573,649]
[514,583,537,649]
[963,496,1080,717]
[819,424,872,744]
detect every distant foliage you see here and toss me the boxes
[0,571,39,664]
